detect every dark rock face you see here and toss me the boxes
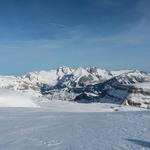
[74,92,101,103]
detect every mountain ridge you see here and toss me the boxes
[0,66,150,108]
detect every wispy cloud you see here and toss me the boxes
[48,22,67,28]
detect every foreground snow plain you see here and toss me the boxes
[0,108,150,150]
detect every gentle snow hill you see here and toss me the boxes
[0,89,39,108]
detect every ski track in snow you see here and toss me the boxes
[0,108,150,150]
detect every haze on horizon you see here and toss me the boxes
[0,0,150,75]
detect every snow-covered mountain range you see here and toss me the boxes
[0,66,150,108]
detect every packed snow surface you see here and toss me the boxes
[0,108,149,150]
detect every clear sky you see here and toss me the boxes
[0,0,150,75]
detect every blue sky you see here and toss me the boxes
[0,0,150,75]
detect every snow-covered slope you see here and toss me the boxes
[0,66,150,108]
[0,89,39,108]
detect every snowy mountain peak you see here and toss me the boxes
[57,66,73,75]
[0,66,150,109]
